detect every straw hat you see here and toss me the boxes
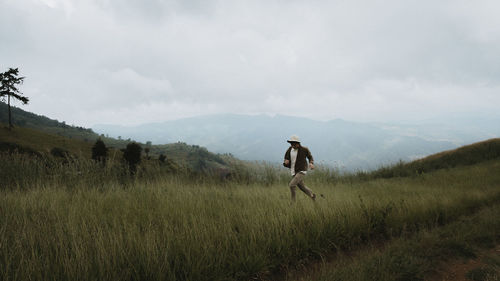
[287,135,301,143]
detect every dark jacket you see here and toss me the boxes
[283,146,314,174]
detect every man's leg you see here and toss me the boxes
[297,181,315,199]
[289,173,315,200]
[288,174,300,201]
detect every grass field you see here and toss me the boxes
[1,149,500,280]
[287,201,500,281]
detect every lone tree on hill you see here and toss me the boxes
[123,142,142,174]
[0,68,28,129]
[92,139,108,165]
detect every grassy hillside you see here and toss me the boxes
[0,101,99,143]
[1,137,500,280]
[0,124,94,158]
[0,102,240,172]
[413,137,500,168]
[0,126,244,181]
[368,138,500,179]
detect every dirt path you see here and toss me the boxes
[427,245,499,281]
[272,244,499,281]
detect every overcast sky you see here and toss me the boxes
[1,0,500,127]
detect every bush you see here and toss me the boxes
[91,139,108,164]
[158,154,166,163]
[123,142,142,174]
[50,147,70,158]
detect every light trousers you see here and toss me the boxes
[288,172,314,201]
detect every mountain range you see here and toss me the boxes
[93,114,500,170]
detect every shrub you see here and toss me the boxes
[91,139,108,164]
[50,147,70,158]
[158,154,166,163]
[123,142,142,174]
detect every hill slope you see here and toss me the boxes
[0,125,94,158]
[369,138,500,178]
[0,103,236,172]
[0,101,98,143]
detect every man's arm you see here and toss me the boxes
[306,148,315,170]
[283,147,291,168]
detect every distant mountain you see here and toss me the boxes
[93,114,500,170]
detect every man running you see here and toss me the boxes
[283,135,316,201]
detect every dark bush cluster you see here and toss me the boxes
[92,139,108,164]
[50,147,70,158]
[123,142,142,174]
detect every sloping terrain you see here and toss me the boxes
[369,138,500,179]
[0,125,94,158]
[0,103,238,172]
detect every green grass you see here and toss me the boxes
[1,157,499,281]
[291,201,500,281]
[0,125,94,158]
[367,138,500,179]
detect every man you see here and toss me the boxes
[283,135,316,201]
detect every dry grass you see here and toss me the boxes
[1,157,499,280]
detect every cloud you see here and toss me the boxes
[1,0,500,126]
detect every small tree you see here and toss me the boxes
[92,139,108,165]
[123,142,142,174]
[0,68,28,129]
[158,154,166,163]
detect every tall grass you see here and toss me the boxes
[0,152,290,190]
[295,201,500,281]
[1,155,500,280]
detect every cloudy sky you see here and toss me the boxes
[1,0,500,127]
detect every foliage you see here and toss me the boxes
[158,153,166,162]
[123,142,142,174]
[50,147,71,158]
[0,68,27,103]
[0,68,28,128]
[91,138,108,164]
